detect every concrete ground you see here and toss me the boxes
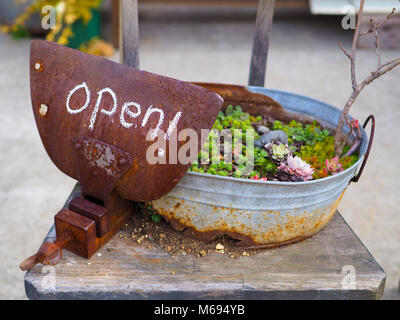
[0,7,399,299]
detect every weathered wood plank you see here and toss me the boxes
[139,0,308,9]
[25,184,385,300]
[119,0,139,68]
[248,0,275,87]
[111,0,120,49]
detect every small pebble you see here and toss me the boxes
[256,125,270,134]
[216,243,224,250]
[199,250,207,257]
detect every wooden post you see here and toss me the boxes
[119,0,140,68]
[248,0,275,87]
[111,0,120,49]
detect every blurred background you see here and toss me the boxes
[0,0,399,299]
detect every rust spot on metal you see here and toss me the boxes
[152,196,340,249]
[173,202,181,210]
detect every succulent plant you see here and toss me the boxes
[190,106,358,182]
[272,143,290,159]
[265,142,292,160]
[278,155,314,181]
[325,157,343,175]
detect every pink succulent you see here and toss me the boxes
[251,174,267,181]
[278,155,314,181]
[351,119,359,129]
[325,157,343,175]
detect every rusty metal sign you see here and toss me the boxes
[30,40,223,202]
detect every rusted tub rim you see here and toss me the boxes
[185,87,369,186]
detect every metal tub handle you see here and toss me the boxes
[351,114,375,183]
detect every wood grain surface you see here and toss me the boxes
[119,0,139,68]
[25,184,385,300]
[249,0,275,87]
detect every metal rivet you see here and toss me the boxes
[39,104,48,116]
[35,63,41,70]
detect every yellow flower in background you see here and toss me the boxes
[64,13,76,25]
[2,0,103,47]
[79,38,114,58]
[55,1,66,14]
[0,25,10,34]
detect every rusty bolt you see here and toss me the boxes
[39,104,48,116]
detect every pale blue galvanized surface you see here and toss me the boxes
[151,88,369,246]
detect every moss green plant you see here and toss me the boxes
[189,105,359,181]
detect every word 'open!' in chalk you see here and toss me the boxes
[66,81,182,140]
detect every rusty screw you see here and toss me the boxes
[19,231,72,271]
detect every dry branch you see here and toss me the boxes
[334,0,400,157]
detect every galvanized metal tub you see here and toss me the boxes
[151,87,371,248]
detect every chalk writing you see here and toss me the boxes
[65,82,182,139]
[120,102,141,129]
[166,112,182,141]
[141,106,164,140]
[66,82,90,114]
[89,87,118,130]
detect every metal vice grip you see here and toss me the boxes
[20,192,132,271]
[20,138,134,270]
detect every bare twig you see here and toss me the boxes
[339,42,352,59]
[359,8,396,36]
[334,0,400,157]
